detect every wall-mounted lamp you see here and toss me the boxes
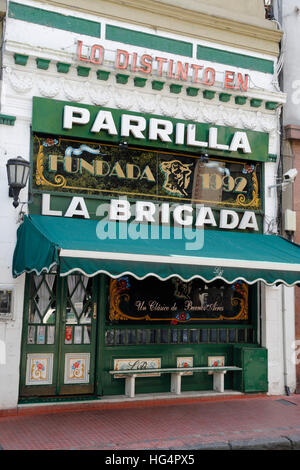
[6,156,30,208]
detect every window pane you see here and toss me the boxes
[127,330,136,345]
[228,329,236,342]
[219,329,227,343]
[170,329,178,344]
[199,330,208,343]
[105,330,114,345]
[27,326,35,344]
[138,329,147,344]
[210,329,217,343]
[149,329,157,344]
[180,329,189,344]
[47,326,55,345]
[160,330,169,344]
[238,329,246,342]
[190,329,198,343]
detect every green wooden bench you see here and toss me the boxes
[109,366,243,398]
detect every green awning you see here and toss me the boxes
[12,214,300,286]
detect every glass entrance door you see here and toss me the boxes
[19,273,99,398]
[58,274,97,395]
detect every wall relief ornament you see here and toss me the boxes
[37,77,60,98]
[159,96,179,117]
[63,79,85,102]
[136,92,157,114]
[113,88,135,110]
[89,84,112,106]
[7,68,33,94]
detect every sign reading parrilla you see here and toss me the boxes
[32,98,269,162]
[63,105,252,153]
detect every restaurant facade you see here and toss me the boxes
[0,0,298,409]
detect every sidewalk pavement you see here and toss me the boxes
[1,392,300,450]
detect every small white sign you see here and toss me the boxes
[0,289,13,321]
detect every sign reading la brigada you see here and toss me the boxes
[42,194,259,232]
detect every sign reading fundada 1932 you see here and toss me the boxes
[33,135,261,210]
[32,97,269,162]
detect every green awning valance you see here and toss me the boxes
[13,214,300,286]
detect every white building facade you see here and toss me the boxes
[0,0,297,410]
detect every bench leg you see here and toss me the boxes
[125,375,136,398]
[171,373,182,395]
[213,371,226,393]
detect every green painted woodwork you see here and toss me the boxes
[116,73,129,84]
[36,58,50,70]
[14,53,28,66]
[32,97,270,162]
[233,345,268,392]
[186,87,199,97]
[170,84,182,94]
[235,96,247,105]
[203,90,216,100]
[250,98,263,108]
[268,154,277,162]
[56,62,71,74]
[19,273,99,398]
[0,114,16,126]
[265,101,278,110]
[152,80,165,91]
[197,45,274,74]
[9,2,101,37]
[19,271,261,399]
[106,24,193,57]
[219,93,231,103]
[134,77,147,87]
[77,66,91,77]
[96,70,110,81]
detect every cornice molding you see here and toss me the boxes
[34,0,282,57]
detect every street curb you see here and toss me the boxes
[185,434,300,450]
[229,436,292,450]
[186,442,231,450]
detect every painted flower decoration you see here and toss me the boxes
[175,312,191,322]
[242,164,255,174]
[117,276,130,290]
[171,319,178,325]
[43,138,58,147]
[36,362,45,371]
[232,280,244,295]
[72,361,80,370]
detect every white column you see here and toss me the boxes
[213,371,226,392]
[261,283,296,395]
[125,375,136,398]
[171,373,182,395]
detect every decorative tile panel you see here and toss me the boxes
[177,356,194,376]
[64,353,90,384]
[25,353,53,385]
[113,358,161,378]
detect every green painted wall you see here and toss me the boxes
[106,24,193,57]
[8,2,101,37]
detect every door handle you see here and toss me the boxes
[93,302,97,320]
